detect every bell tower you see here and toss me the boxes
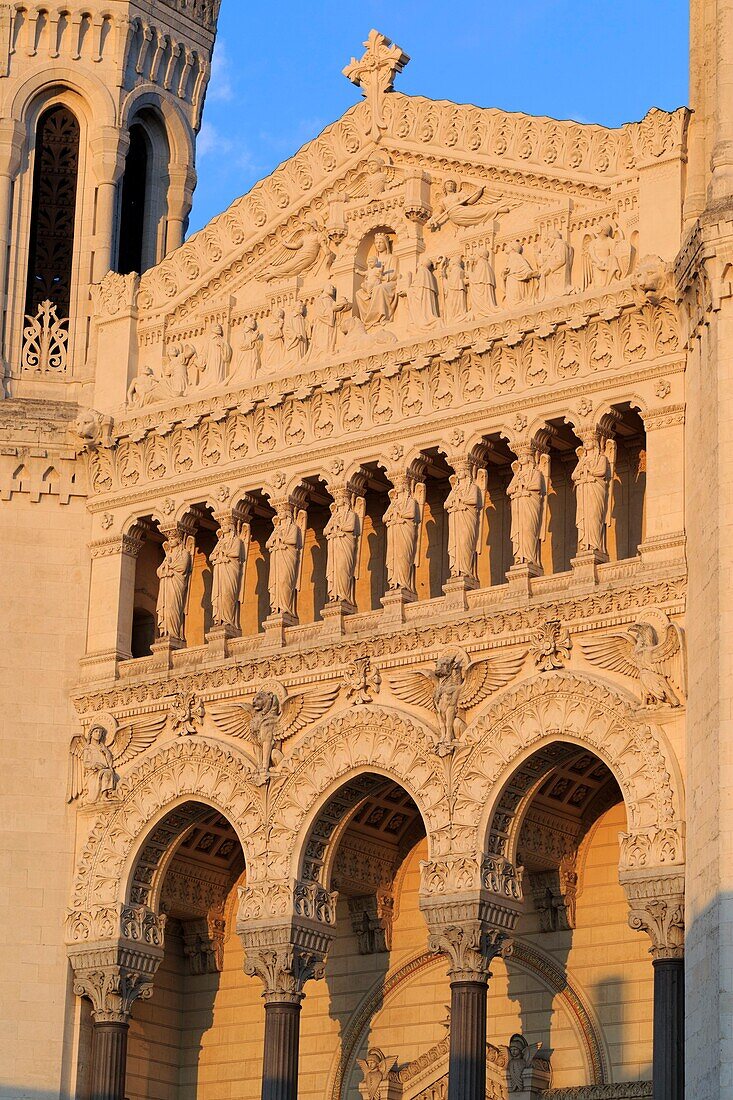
[0,0,220,401]
[682,2,733,1097]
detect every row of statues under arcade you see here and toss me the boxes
[129,410,645,658]
[126,219,635,406]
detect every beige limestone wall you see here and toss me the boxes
[125,802,651,1099]
[0,494,90,1098]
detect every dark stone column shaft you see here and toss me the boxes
[448,980,487,1100]
[653,957,684,1100]
[261,1000,301,1100]
[89,1021,129,1100]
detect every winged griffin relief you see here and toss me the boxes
[390,647,526,754]
[210,682,339,785]
[582,611,686,708]
[67,711,167,806]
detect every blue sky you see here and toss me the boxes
[188,1,689,235]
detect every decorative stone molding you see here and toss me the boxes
[421,876,523,982]
[67,904,166,1023]
[529,864,578,932]
[618,822,685,870]
[69,739,263,919]
[181,916,225,975]
[620,868,685,960]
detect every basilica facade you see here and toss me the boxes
[2,3,730,1099]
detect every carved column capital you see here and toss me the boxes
[427,916,506,983]
[72,964,155,1024]
[620,868,685,960]
[237,878,336,1003]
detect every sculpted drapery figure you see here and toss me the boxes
[537,231,573,299]
[507,448,547,569]
[211,516,246,629]
[156,530,193,641]
[283,302,309,364]
[324,486,361,603]
[266,502,303,617]
[265,220,333,280]
[261,307,285,370]
[384,472,422,592]
[233,316,261,381]
[503,241,538,306]
[356,235,398,328]
[583,220,634,288]
[469,247,498,313]
[204,322,232,385]
[80,726,117,804]
[127,365,159,407]
[309,283,350,357]
[404,257,440,328]
[443,256,469,322]
[161,345,189,398]
[445,459,482,579]
[428,179,510,230]
[572,437,614,555]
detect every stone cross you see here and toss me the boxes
[343,29,409,139]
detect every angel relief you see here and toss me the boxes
[264,220,336,282]
[427,178,513,231]
[67,712,166,806]
[390,647,526,753]
[210,682,339,785]
[582,611,686,708]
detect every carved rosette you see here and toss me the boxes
[620,869,685,960]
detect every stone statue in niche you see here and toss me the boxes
[442,255,469,322]
[232,316,261,382]
[265,220,334,281]
[384,473,423,592]
[355,231,398,329]
[403,257,440,328]
[503,241,538,306]
[266,503,304,617]
[572,437,614,555]
[507,449,548,568]
[309,283,351,358]
[428,178,511,231]
[445,459,482,579]
[261,307,285,370]
[210,516,246,629]
[583,220,634,288]
[156,530,193,641]
[324,486,361,604]
[204,322,232,385]
[537,230,574,299]
[468,247,498,313]
[283,302,309,364]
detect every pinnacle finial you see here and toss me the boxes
[343,30,410,140]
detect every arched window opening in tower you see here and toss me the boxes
[24,104,80,324]
[118,124,150,277]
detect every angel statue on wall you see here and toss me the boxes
[582,611,686,708]
[357,1048,397,1100]
[210,682,339,785]
[507,1034,541,1092]
[390,647,526,753]
[264,220,335,282]
[67,712,167,806]
[428,178,512,231]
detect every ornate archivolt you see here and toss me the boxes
[454,672,684,868]
[265,705,452,884]
[67,737,264,943]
